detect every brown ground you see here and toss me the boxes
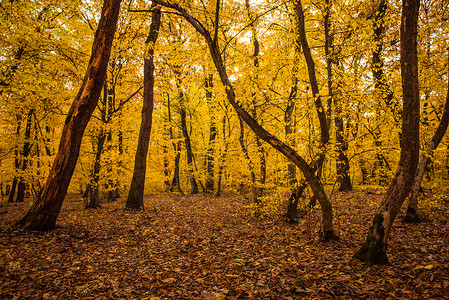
[1,190,448,299]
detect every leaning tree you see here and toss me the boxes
[16,0,122,230]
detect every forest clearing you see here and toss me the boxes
[1,189,449,299]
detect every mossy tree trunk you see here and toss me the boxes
[354,0,420,265]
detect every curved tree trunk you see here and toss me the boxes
[153,0,337,239]
[354,0,420,265]
[404,54,449,222]
[16,0,122,231]
[126,5,161,209]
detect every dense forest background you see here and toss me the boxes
[1,0,449,269]
[1,0,449,297]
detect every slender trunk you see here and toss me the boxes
[404,52,449,222]
[85,131,106,208]
[180,101,199,194]
[8,178,18,203]
[295,0,330,170]
[216,116,229,197]
[8,115,22,203]
[126,5,161,209]
[171,141,183,194]
[246,0,266,199]
[163,145,171,191]
[166,95,183,195]
[205,74,216,193]
[284,39,300,222]
[354,0,420,265]
[372,0,401,123]
[238,117,258,203]
[371,0,399,185]
[16,110,34,202]
[16,0,122,231]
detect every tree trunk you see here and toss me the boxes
[205,74,216,193]
[166,95,184,195]
[372,0,401,124]
[16,109,34,202]
[284,42,300,222]
[180,100,200,194]
[171,141,183,194]
[323,0,352,192]
[85,131,106,209]
[354,0,420,265]
[371,0,399,186]
[238,117,258,203]
[16,0,122,231]
[404,53,449,222]
[246,0,266,200]
[216,115,229,197]
[126,5,161,210]
[295,0,330,164]
[152,0,336,239]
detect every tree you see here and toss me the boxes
[126,3,161,210]
[153,0,337,240]
[15,0,122,231]
[404,51,449,222]
[354,0,420,265]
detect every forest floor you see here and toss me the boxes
[1,188,449,299]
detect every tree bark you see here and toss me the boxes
[404,52,449,222]
[238,117,258,203]
[295,0,330,170]
[354,0,420,265]
[85,130,106,209]
[323,0,352,191]
[16,0,122,231]
[371,0,399,185]
[205,74,216,193]
[180,99,200,194]
[126,5,161,210]
[8,114,22,203]
[16,109,34,202]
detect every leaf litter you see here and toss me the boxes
[1,190,448,299]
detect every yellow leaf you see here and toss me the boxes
[414,265,424,270]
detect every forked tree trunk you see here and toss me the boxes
[354,0,420,265]
[16,0,122,231]
[404,55,449,222]
[126,5,161,210]
[153,0,337,240]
